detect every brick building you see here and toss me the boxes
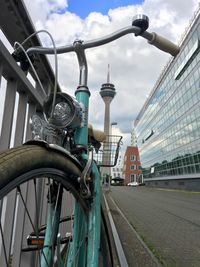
[123,146,142,185]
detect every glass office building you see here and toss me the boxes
[134,9,200,181]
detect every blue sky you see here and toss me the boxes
[67,0,144,18]
[22,0,197,149]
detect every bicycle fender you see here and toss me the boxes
[24,140,83,170]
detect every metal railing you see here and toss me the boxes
[0,2,60,265]
[0,39,51,267]
[0,39,47,151]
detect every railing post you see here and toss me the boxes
[25,102,36,141]
[0,79,17,150]
[14,93,28,146]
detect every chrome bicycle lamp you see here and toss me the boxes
[44,92,82,128]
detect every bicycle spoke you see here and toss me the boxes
[0,145,89,267]
[64,192,74,265]
[17,183,51,267]
[0,174,88,267]
[17,186,37,233]
[33,179,41,265]
[0,221,9,267]
[41,181,61,265]
[74,229,85,261]
[36,180,53,267]
[41,249,51,267]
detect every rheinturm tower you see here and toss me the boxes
[100,65,116,136]
[100,65,116,183]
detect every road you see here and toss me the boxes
[109,186,200,267]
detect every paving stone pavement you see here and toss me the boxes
[107,186,200,267]
[103,190,162,267]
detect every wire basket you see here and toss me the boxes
[94,135,123,167]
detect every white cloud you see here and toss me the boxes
[24,0,68,24]
[23,0,198,152]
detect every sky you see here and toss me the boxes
[22,0,198,151]
[67,0,144,18]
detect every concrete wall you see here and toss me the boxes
[145,178,200,191]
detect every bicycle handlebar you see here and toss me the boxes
[26,25,180,57]
[145,32,180,56]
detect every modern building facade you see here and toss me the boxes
[131,126,138,147]
[123,146,142,185]
[111,153,124,185]
[134,8,200,189]
[111,153,123,178]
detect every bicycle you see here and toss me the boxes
[0,14,179,267]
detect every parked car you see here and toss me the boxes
[127,181,138,187]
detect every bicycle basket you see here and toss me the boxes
[94,135,123,167]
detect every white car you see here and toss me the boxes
[127,181,138,187]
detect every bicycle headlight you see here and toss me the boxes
[44,92,82,128]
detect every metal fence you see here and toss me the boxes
[0,39,46,150]
[0,35,49,265]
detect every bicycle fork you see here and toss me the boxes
[41,183,63,267]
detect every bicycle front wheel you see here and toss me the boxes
[0,145,90,267]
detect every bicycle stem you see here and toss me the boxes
[72,41,90,147]
[73,40,88,87]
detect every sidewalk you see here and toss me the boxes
[102,189,162,267]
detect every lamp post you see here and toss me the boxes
[110,122,117,189]
[111,122,117,134]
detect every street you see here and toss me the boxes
[109,186,200,267]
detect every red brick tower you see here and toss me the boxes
[123,146,142,185]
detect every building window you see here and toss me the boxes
[130,155,136,161]
[130,165,136,170]
[130,174,135,182]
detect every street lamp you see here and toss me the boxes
[111,122,117,135]
[111,121,117,126]
[109,122,118,189]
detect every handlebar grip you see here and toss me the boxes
[148,32,180,56]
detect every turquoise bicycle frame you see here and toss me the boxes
[41,43,101,266]
[66,86,101,267]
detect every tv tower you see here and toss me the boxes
[100,65,116,183]
[100,64,116,135]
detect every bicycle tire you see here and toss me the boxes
[0,145,90,267]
